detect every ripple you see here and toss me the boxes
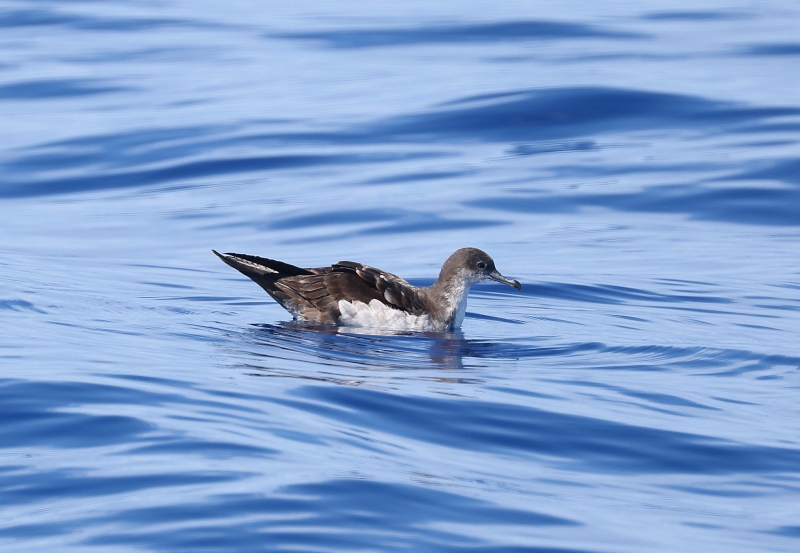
[0,78,128,100]
[82,480,583,552]
[277,20,643,48]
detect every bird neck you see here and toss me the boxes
[426,271,476,329]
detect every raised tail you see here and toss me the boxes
[213,250,311,277]
[212,250,314,294]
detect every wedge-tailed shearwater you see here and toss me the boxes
[213,248,520,331]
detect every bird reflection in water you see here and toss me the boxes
[231,321,485,384]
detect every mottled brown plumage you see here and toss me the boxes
[213,248,520,331]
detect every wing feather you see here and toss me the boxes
[332,261,428,314]
[215,251,429,322]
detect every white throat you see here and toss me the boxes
[439,270,479,329]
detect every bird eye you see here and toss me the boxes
[476,261,486,269]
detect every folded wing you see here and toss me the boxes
[331,261,428,314]
[213,251,428,322]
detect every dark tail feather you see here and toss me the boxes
[213,250,311,276]
[212,250,313,295]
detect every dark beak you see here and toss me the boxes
[488,270,521,291]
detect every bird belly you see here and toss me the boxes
[336,299,436,331]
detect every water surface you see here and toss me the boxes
[2,1,800,551]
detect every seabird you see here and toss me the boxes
[213,247,521,331]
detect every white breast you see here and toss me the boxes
[337,299,435,331]
[442,272,474,330]
[450,290,470,329]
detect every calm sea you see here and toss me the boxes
[2,1,800,551]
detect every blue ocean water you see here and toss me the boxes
[2,1,800,551]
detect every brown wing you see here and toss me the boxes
[330,261,428,315]
[213,250,333,319]
[271,271,375,318]
[271,261,429,318]
[214,251,428,322]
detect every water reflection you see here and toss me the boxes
[240,322,470,372]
